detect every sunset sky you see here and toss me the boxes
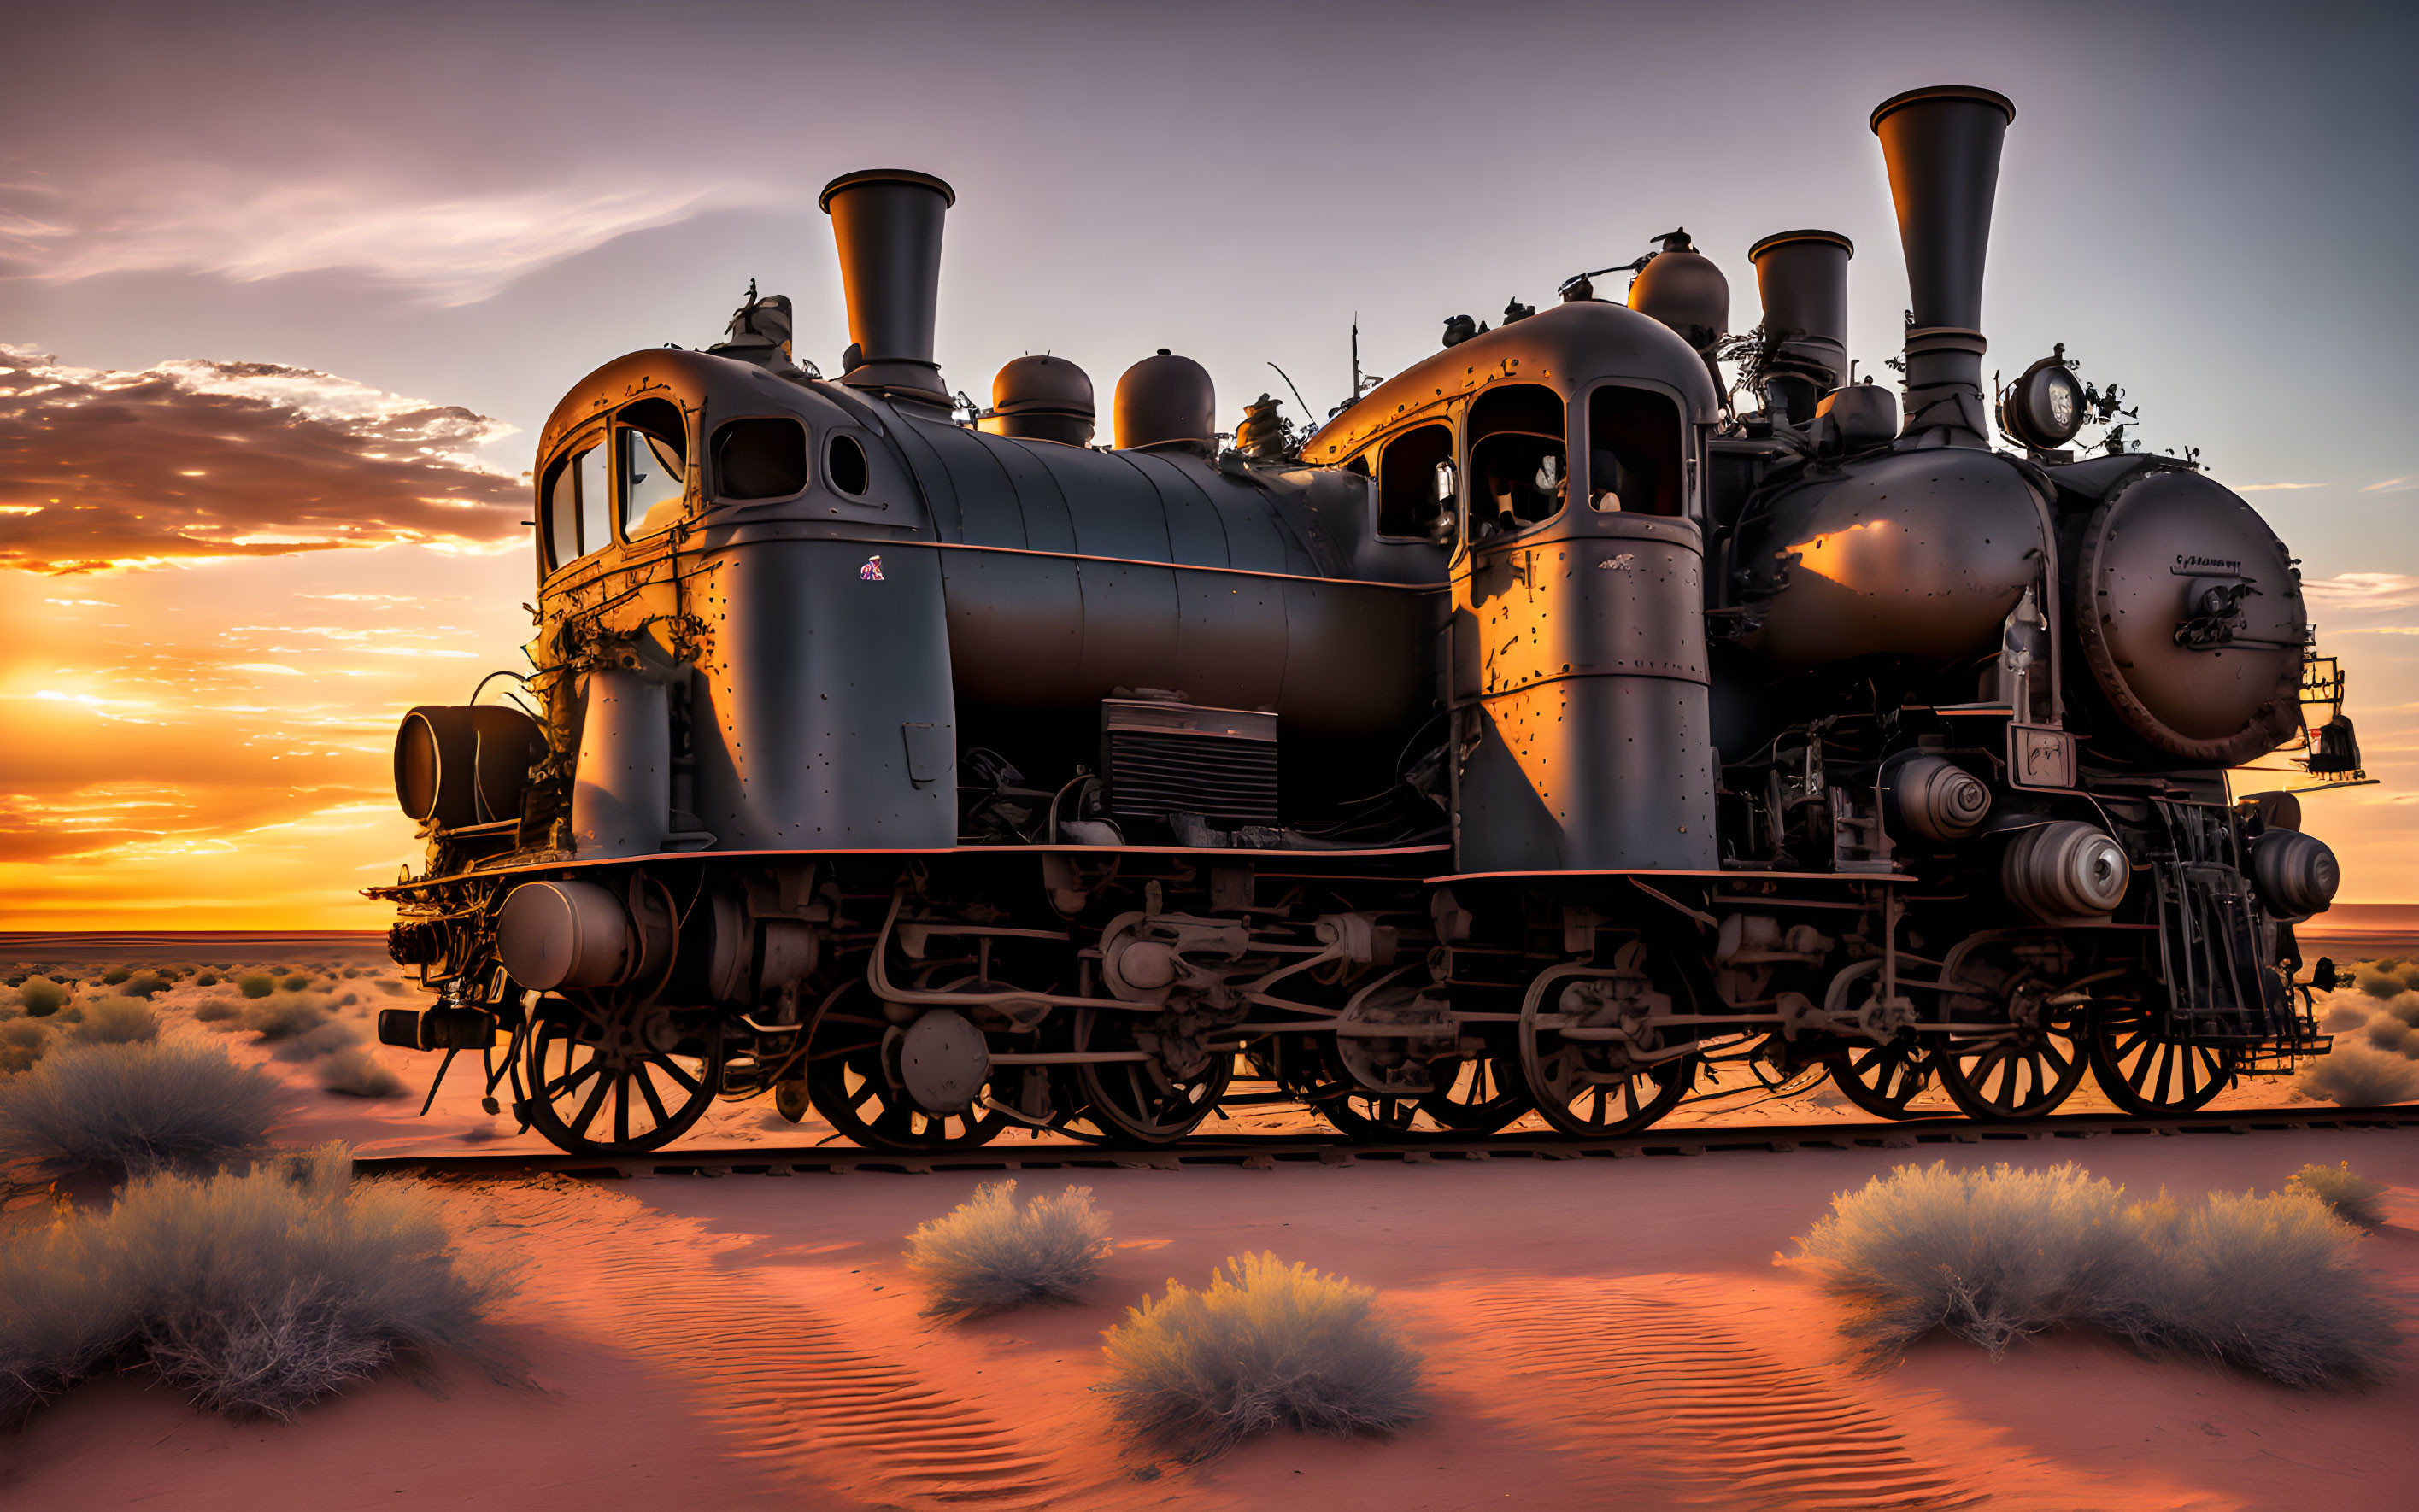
[3,0,2414,927]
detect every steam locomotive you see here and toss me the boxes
[373,85,2357,1156]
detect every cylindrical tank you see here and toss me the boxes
[819,168,955,398]
[571,669,670,858]
[1113,350,1215,449]
[1871,85,2014,445]
[978,355,1095,446]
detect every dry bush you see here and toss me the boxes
[905,1181,1111,1316]
[0,1145,520,1422]
[317,1048,407,1099]
[1788,1163,2404,1390]
[17,979,67,1017]
[1788,1163,2140,1360]
[0,1040,288,1181]
[100,967,132,987]
[2100,1189,2402,1389]
[279,975,309,993]
[374,979,407,997]
[194,971,219,987]
[2298,1043,2419,1107]
[272,1020,359,1064]
[1099,1251,1424,1458]
[2287,1162,2391,1231]
[0,1020,52,1077]
[73,999,161,1046]
[244,996,330,1041]
[119,973,169,1000]
[191,997,243,1025]
[237,974,276,1000]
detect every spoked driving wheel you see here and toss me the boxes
[1936,976,2087,1120]
[1306,1049,1529,1141]
[804,1029,1007,1152]
[1828,1035,1935,1120]
[2088,1005,2237,1115]
[1520,946,1696,1139]
[522,1000,725,1155]
[1069,1005,1232,1142]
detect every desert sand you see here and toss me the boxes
[5,935,2418,1510]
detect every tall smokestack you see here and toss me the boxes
[1870,85,2015,448]
[1747,229,1853,425]
[819,169,955,401]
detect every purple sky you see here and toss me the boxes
[3,0,2415,920]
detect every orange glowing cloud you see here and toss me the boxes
[0,345,528,574]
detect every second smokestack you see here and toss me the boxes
[820,168,955,401]
[1870,85,2015,447]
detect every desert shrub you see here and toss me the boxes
[191,997,242,1024]
[1787,1163,2404,1390]
[279,975,309,993]
[1787,1163,2140,1360]
[0,1040,287,1180]
[2287,1162,2391,1231]
[2099,1189,2402,1389]
[244,997,329,1041]
[73,999,160,1046]
[1099,1251,1424,1457]
[17,979,67,1017]
[100,967,132,987]
[317,1048,407,1099]
[272,1021,358,1064]
[0,1020,50,1077]
[374,979,406,997]
[2298,1043,2419,1106]
[118,973,169,1000]
[335,992,359,1009]
[237,974,275,1000]
[194,971,219,987]
[341,967,361,979]
[905,1181,1111,1316]
[0,1145,520,1421]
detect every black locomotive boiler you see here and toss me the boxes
[374,86,2358,1156]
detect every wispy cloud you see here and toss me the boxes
[2363,476,2417,494]
[0,348,526,573]
[0,171,750,306]
[2301,573,2419,614]
[2237,481,2328,492]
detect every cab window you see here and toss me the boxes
[542,438,608,571]
[713,416,810,500]
[1587,384,1683,516]
[619,397,689,540]
[1467,384,1566,541]
[1377,423,1453,541]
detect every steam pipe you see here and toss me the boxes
[1747,229,1853,425]
[1870,85,2015,448]
[819,168,956,401]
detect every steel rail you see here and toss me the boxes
[353,1105,2418,1181]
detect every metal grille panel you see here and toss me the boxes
[1101,700,1278,826]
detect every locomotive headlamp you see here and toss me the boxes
[1999,355,2086,450]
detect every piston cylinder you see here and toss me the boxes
[1885,753,1991,841]
[2002,821,2129,923]
[2250,829,2339,919]
[497,879,633,990]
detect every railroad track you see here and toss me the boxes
[353,1105,2419,1180]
